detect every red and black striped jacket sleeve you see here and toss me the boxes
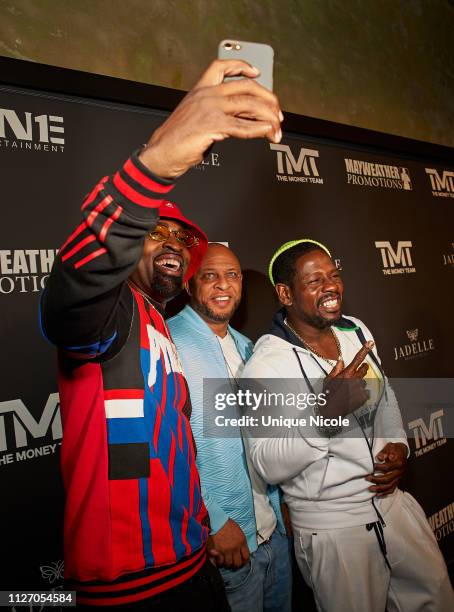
[41,151,174,358]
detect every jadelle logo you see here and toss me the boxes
[0,108,65,152]
[0,393,62,467]
[0,248,58,294]
[269,144,323,184]
[408,409,447,457]
[442,242,454,267]
[428,501,454,542]
[425,168,454,198]
[193,151,221,172]
[393,328,435,361]
[345,158,412,190]
[374,240,416,275]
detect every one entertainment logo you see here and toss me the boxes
[345,158,412,190]
[393,328,435,361]
[270,144,323,184]
[0,393,62,466]
[408,409,447,457]
[0,248,58,294]
[428,502,454,542]
[374,241,416,275]
[0,108,65,152]
[442,242,454,267]
[425,168,454,198]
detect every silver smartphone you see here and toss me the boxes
[217,40,274,91]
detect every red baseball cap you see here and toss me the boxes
[158,200,208,281]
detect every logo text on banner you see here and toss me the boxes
[425,168,454,198]
[429,502,454,542]
[408,409,447,456]
[0,393,62,465]
[442,242,454,267]
[0,108,65,152]
[0,248,58,294]
[270,144,323,184]
[393,328,435,361]
[345,158,412,190]
[375,241,415,275]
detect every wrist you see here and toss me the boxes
[138,145,179,181]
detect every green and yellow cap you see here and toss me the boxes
[268,239,331,286]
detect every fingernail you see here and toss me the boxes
[367,341,374,348]
[275,129,282,142]
[251,66,260,74]
[279,110,284,122]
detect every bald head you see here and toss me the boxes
[189,243,242,330]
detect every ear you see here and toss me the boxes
[275,283,292,306]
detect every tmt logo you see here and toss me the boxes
[425,168,454,198]
[0,393,62,453]
[0,108,65,152]
[374,241,415,275]
[269,144,323,184]
[408,409,447,456]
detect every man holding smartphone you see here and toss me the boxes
[40,60,283,610]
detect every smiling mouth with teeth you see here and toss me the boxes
[155,257,182,272]
[319,296,340,310]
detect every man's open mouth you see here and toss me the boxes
[212,295,232,305]
[319,295,341,312]
[154,254,183,275]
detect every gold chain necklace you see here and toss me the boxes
[283,317,342,364]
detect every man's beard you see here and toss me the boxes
[300,310,342,330]
[193,297,240,323]
[150,269,183,301]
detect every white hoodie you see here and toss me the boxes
[241,315,409,530]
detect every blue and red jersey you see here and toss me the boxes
[41,152,209,605]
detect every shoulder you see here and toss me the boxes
[242,334,292,379]
[229,326,253,350]
[335,315,375,342]
[167,308,200,352]
[167,306,191,336]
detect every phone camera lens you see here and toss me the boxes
[224,42,233,51]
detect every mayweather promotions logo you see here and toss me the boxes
[429,501,454,542]
[344,158,412,190]
[393,328,435,361]
[269,144,324,184]
[425,168,454,198]
[0,108,65,152]
[374,241,415,275]
[408,409,447,457]
[442,242,454,267]
[0,248,58,294]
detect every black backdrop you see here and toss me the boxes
[1,57,453,599]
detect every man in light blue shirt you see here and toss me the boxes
[168,243,292,612]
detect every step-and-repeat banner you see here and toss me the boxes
[1,83,453,595]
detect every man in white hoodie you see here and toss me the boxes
[241,239,453,612]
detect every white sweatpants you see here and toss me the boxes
[293,490,453,612]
